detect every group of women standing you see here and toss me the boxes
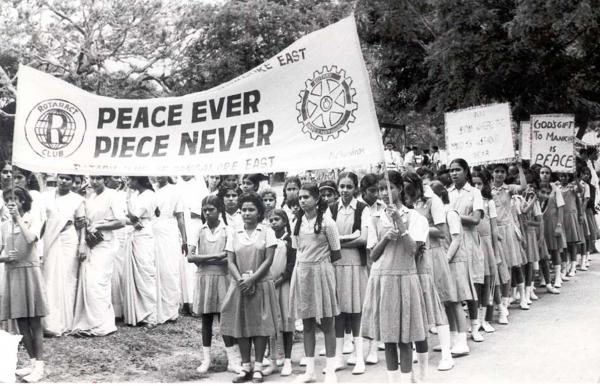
[0,157,597,383]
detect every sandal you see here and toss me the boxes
[232,370,252,383]
[252,370,264,383]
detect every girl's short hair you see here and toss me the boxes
[238,192,266,222]
[360,173,379,192]
[2,187,33,213]
[260,187,277,200]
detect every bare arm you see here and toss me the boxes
[188,251,228,264]
[429,223,446,239]
[174,211,187,246]
[446,232,462,262]
[226,251,242,282]
[461,209,482,226]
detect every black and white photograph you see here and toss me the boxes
[0,0,599,383]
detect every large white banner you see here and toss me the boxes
[445,102,515,166]
[530,114,575,173]
[13,17,384,175]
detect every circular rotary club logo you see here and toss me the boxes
[24,99,87,158]
[296,65,358,141]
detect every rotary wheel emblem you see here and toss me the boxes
[296,65,358,141]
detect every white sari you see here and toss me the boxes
[154,184,184,323]
[72,188,126,336]
[41,191,84,336]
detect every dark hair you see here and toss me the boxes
[471,169,492,200]
[360,173,379,192]
[282,176,302,208]
[319,180,339,195]
[0,160,10,171]
[337,172,359,196]
[293,182,328,235]
[492,163,509,173]
[260,187,277,201]
[270,208,292,236]
[238,192,266,222]
[13,166,40,192]
[201,194,228,225]
[129,176,154,192]
[242,174,262,192]
[449,158,472,185]
[430,180,450,205]
[387,170,404,191]
[402,171,424,205]
[3,187,33,213]
[416,167,434,180]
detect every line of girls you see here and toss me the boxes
[193,159,598,384]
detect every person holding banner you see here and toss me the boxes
[72,176,126,337]
[121,176,158,327]
[489,163,529,316]
[153,176,187,324]
[289,183,341,383]
[220,192,279,383]
[40,174,86,337]
[361,171,429,383]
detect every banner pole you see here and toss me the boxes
[381,161,398,229]
[10,162,15,250]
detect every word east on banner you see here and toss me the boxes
[13,16,384,176]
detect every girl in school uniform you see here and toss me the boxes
[221,186,244,230]
[260,188,277,225]
[220,192,279,383]
[266,209,296,377]
[447,159,482,351]
[289,183,341,383]
[359,173,386,364]
[538,166,567,289]
[188,194,240,374]
[471,169,506,330]
[520,184,543,305]
[281,176,302,221]
[533,183,559,294]
[490,163,528,315]
[557,173,584,278]
[329,172,369,374]
[319,180,340,207]
[361,171,429,383]
[405,173,454,372]
[0,187,48,383]
[241,174,262,194]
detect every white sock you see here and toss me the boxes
[437,324,452,359]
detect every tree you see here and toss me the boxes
[175,0,353,94]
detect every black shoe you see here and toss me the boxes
[252,370,264,383]
[232,370,252,383]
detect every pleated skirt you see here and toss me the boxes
[220,280,280,338]
[1,266,48,320]
[586,209,599,240]
[525,229,540,263]
[497,224,522,268]
[289,260,339,322]
[448,260,477,302]
[333,265,368,314]
[193,272,229,315]
[361,272,429,344]
[429,247,458,303]
[418,273,448,327]
[563,211,583,243]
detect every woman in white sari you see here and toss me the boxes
[154,176,187,324]
[72,175,126,337]
[122,176,158,327]
[41,174,86,336]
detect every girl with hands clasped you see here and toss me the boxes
[189,195,240,375]
[0,188,48,383]
[361,171,430,383]
[220,192,279,383]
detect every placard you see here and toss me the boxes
[445,102,514,166]
[530,114,575,172]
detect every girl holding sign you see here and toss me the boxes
[490,163,528,314]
